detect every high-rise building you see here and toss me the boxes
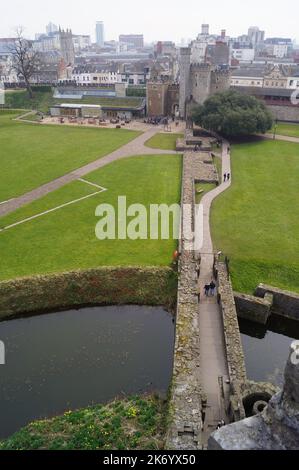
[248,27,265,46]
[96,21,104,47]
[46,22,58,35]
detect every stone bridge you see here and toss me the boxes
[166,134,276,450]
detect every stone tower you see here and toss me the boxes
[190,63,212,105]
[59,28,75,66]
[179,47,191,119]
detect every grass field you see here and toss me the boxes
[0,111,140,201]
[145,133,182,150]
[195,183,216,204]
[0,154,182,280]
[273,122,299,138]
[4,90,144,113]
[0,395,166,450]
[211,139,299,294]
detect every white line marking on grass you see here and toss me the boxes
[0,198,15,206]
[0,183,107,233]
[78,178,107,191]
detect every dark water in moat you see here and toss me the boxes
[239,315,299,386]
[0,306,175,439]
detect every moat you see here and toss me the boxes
[239,315,299,386]
[0,305,175,439]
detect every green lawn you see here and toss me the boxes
[195,183,216,204]
[145,133,183,150]
[4,90,144,113]
[211,139,299,294]
[0,112,140,201]
[0,154,182,280]
[0,395,166,450]
[273,122,299,138]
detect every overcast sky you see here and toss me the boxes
[2,0,298,43]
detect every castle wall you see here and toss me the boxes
[266,104,299,122]
[210,69,231,95]
[190,64,211,106]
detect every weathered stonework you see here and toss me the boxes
[166,152,203,450]
[234,291,273,325]
[255,284,299,322]
[209,342,299,450]
[214,261,247,420]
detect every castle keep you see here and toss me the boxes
[179,47,231,119]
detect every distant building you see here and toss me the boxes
[155,41,177,58]
[230,64,299,90]
[46,22,58,35]
[206,41,230,66]
[96,21,104,47]
[248,27,265,46]
[231,47,255,64]
[119,34,144,50]
[264,38,293,58]
[72,35,91,52]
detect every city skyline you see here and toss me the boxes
[1,0,299,44]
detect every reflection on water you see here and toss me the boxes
[239,315,299,386]
[0,305,174,439]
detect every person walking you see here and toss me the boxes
[204,284,210,296]
[210,280,216,296]
[223,173,227,182]
[227,172,230,181]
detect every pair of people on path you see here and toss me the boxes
[204,280,216,297]
[223,172,230,182]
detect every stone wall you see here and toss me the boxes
[234,291,273,325]
[166,152,203,450]
[0,267,177,320]
[266,104,299,123]
[255,284,299,321]
[214,261,247,420]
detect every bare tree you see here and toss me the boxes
[9,27,41,99]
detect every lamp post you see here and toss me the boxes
[273,119,278,140]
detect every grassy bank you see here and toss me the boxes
[0,395,167,450]
[4,90,144,114]
[0,267,177,319]
[211,139,299,294]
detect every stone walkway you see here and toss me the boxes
[0,127,179,217]
[197,141,231,446]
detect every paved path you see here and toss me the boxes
[197,141,231,445]
[262,133,299,144]
[0,127,179,217]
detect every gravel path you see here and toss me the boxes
[198,140,232,443]
[0,127,179,218]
